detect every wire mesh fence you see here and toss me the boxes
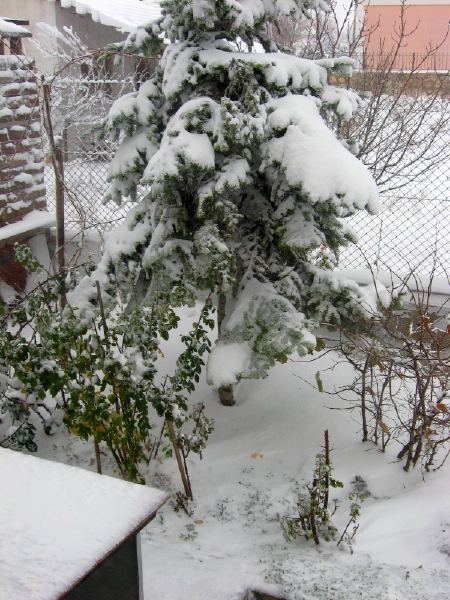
[42,76,149,239]
[339,195,449,277]
[339,98,449,278]
[43,126,131,235]
[42,72,449,277]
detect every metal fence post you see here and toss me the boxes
[55,139,65,278]
[42,83,66,306]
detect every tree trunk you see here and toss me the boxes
[219,384,235,406]
[94,441,102,474]
[166,420,193,499]
[217,293,235,406]
[217,293,226,337]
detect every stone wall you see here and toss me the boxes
[0,54,46,227]
[0,49,50,299]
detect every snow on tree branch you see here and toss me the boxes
[71,0,381,389]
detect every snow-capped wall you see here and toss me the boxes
[0,23,51,298]
[0,54,46,227]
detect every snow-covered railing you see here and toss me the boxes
[51,0,162,33]
[0,17,32,55]
[0,210,56,248]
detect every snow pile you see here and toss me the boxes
[53,0,161,32]
[0,448,168,600]
[206,341,252,387]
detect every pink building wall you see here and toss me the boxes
[364,3,450,69]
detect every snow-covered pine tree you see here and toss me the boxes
[72,0,379,404]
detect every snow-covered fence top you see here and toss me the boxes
[52,0,162,33]
[0,18,31,37]
[0,448,169,600]
[0,17,32,56]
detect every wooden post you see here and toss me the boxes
[55,143,65,278]
[166,420,193,500]
[43,83,66,306]
[323,430,330,510]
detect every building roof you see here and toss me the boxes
[54,0,162,32]
[0,448,169,599]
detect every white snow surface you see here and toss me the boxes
[0,448,168,600]
[0,18,30,35]
[206,341,253,387]
[31,307,450,600]
[0,210,55,241]
[52,0,161,32]
[264,95,379,214]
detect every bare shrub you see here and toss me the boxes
[327,266,449,472]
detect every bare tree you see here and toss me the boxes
[268,0,450,194]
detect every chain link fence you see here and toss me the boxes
[42,73,449,277]
[42,76,148,241]
[339,113,450,277]
[44,123,130,235]
[340,195,448,277]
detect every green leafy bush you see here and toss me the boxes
[0,246,214,486]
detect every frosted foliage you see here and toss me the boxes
[75,0,379,386]
[263,96,379,213]
[206,342,253,387]
[152,0,330,42]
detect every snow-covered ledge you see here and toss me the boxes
[0,448,169,599]
[0,210,56,248]
[0,17,32,37]
[49,0,162,32]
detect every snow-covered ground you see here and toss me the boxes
[33,309,450,600]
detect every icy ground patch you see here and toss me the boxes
[34,311,450,600]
